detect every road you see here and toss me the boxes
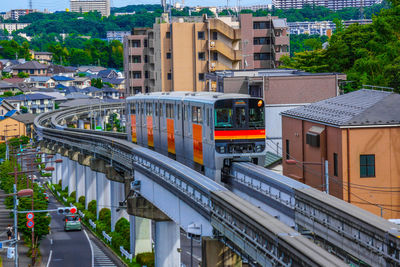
[41,190,122,267]
[180,230,202,267]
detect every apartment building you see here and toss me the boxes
[0,23,30,33]
[240,14,289,69]
[124,14,289,95]
[10,9,37,21]
[272,0,381,10]
[70,0,110,17]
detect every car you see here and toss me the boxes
[43,193,49,202]
[64,214,82,231]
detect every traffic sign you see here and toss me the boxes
[0,242,3,249]
[27,220,34,228]
[26,212,34,220]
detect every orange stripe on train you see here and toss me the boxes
[167,119,175,154]
[147,116,154,147]
[192,124,203,165]
[130,114,137,143]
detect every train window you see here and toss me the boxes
[177,104,180,120]
[155,103,158,116]
[249,99,265,128]
[184,105,187,120]
[215,108,233,128]
[192,106,202,124]
[166,103,175,119]
[235,107,246,128]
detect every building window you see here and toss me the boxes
[30,70,34,74]
[166,32,171,38]
[360,155,375,178]
[167,73,172,80]
[166,52,171,59]
[197,31,205,40]
[333,153,338,177]
[253,21,270,29]
[144,55,148,63]
[254,53,271,60]
[213,52,218,61]
[198,73,205,81]
[254,37,272,45]
[212,31,218,40]
[131,40,141,48]
[286,139,290,160]
[144,39,148,47]
[132,71,142,79]
[145,71,149,78]
[198,52,205,61]
[133,56,141,63]
[306,132,320,147]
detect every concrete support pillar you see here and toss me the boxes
[68,159,77,196]
[201,237,242,267]
[78,120,84,129]
[130,216,152,256]
[61,157,69,190]
[56,154,62,185]
[76,163,85,203]
[96,172,110,219]
[111,181,127,232]
[84,166,96,209]
[155,221,181,267]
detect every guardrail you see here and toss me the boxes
[89,219,96,230]
[78,210,85,218]
[102,231,112,244]
[62,197,67,203]
[119,246,132,262]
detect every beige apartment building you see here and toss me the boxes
[70,0,110,17]
[123,14,289,95]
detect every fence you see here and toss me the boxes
[89,219,96,230]
[103,231,112,244]
[120,246,132,262]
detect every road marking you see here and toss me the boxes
[50,238,53,245]
[46,250,53,267]
[185,251,202,262]
[84,229,94,267]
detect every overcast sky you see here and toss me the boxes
[1,0,272,12]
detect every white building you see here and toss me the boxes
[0,23,30,33]
[106,31,131,42]
[70,0,110,17]
[273,0,381,10]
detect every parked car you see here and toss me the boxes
[64,214,82,231]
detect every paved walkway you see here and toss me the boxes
[0,190,32,267]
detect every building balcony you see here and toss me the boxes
[148,39,154,48]
[209,40,241,61]
[149,71,155,80]
[148,55,155,64]
[209,19,240,40]
[275,35,290,46]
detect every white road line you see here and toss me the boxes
[46,250,53,267]
[84,229,95,267]
[185,251,202,262]
[50,238,53,245]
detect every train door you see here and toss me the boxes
[175,100,184,162]
[129,101,138,143]
[159,100,168,156]
[153,100,161,151]
[137,101,144,146]
[191,103,205,171]
[165,101,176,158]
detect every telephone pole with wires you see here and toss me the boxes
[29,0,33,10]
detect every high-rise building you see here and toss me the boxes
[70,0,110,17]
[10,9,37,21]
[272,0,380,10]
[123,14,289,95]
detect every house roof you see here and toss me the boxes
[77,66,106,73]
[281,89,400,127]
[13,61,48,70]
[6,93,55,101]
[82,86,102,93]
[38,92,67,101]
[52,75,74,81]
[48,64,76,74]
[0,81,16,89]
[0,99,16,111]
[27,76,54,82]
[34,52,53,55]
[4,110,18,117]
[12,113,37,124]
[101,86,119,93]
[2,78,25,84]
[97,69,116,78]
[65,92,90,99]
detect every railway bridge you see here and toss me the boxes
[34,103,400,266]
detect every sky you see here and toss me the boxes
[0,0,272,12]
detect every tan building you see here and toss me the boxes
[70,0,110,17]
[281,89,400,219]
[12,61,48,76]
[33,52,53,64]
[0,117,27,142]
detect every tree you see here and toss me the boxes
[91,78,103,88]
[17,72,29,78]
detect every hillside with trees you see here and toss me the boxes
[281,0,400,92]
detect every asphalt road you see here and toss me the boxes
[180,230,202,267]
[40,192,92,267]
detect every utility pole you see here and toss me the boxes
[29,0,33,10]
[325,160,329,194]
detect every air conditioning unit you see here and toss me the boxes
[210,41,215,48]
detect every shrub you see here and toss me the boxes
[115,218,129,233]
[95,220,108,235]
[58,180,62,186]
[79,196,85,205]
[83,210,96,223]
[74,202,84,212]
[70,191,76,199]
[67,197,75,204]
[110,231,130,252]
[88,200,97,215]
[136,252,154,267]
[99,208,111,226]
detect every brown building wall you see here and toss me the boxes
[264,74,343,104]
[283,115,400,219]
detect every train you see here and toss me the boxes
[126,92,266,181]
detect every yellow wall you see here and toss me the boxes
[342,127,400,219]
[0,117,26,142]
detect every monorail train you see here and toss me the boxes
[126,92,266,181]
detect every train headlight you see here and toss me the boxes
[217,146,225,153]
[256,145,262,152]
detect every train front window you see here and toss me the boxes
[215,108,233,128]
[235,107,247,128]
[249,99,265,128]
